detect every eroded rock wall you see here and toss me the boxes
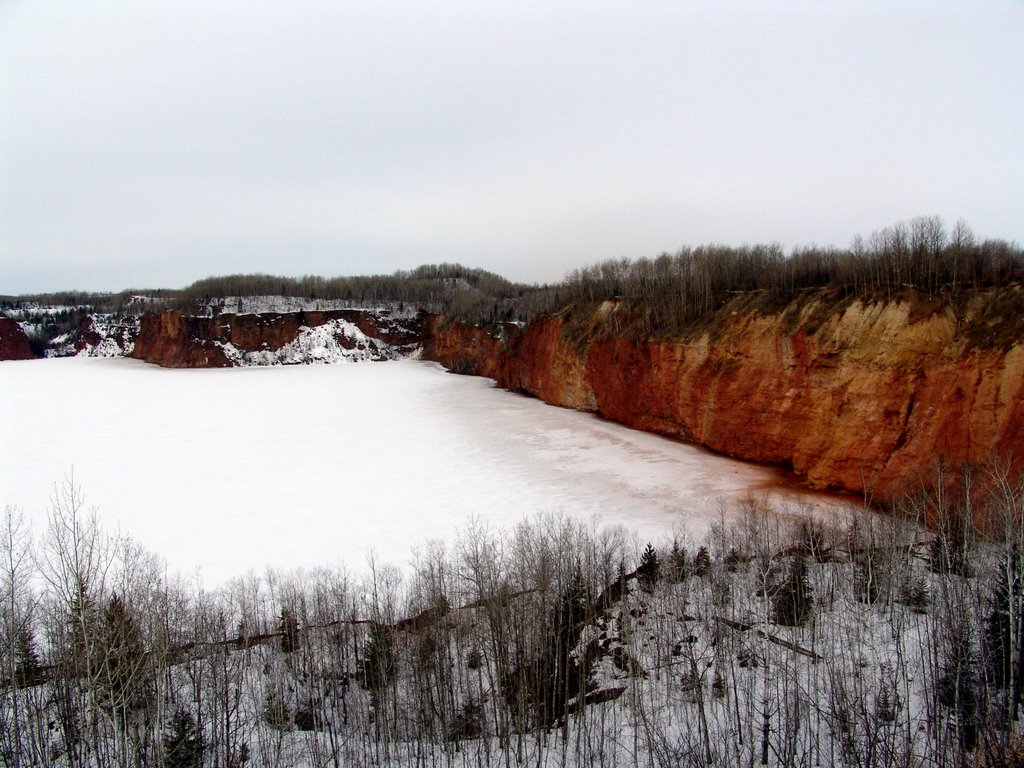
[0,317,36,360]
[133,309,422,368]
[423,288,1024,500]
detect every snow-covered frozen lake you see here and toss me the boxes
[1,357,855,583]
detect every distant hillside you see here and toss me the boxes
[171,263,556,325]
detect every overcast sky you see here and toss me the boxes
[1,1,1022,294]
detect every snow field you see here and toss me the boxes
[0,357,856,584]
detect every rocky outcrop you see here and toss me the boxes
[423,287,1024,501]
[0,317,36,360]
[420,315,508,379]
[47,314,138,358]
[133,309,423,368]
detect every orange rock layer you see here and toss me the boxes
[423,288,1024,501]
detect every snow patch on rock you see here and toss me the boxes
[215,318,414,366]
[46,314,139,358]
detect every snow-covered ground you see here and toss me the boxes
[0,357,857,584]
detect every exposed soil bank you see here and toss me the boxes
[422,287,1024,501]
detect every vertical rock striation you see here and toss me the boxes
[423,287,1024,500]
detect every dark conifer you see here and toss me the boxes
[772,555,814,627]
[692,546,712,578]
[278,607,300,654]
[669,540,688,582]
[99,593,151,716]
[541,565,591,724]
[985,547,1023,711]
[13,624,44,687]
[163,708,206,768]
[360,623,395,690]
[637,543,660,590]
[938,623,980,751]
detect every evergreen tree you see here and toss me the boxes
[772,555,814,627]
[794,519,830,561]
[985,548,1023,707]
[539,565,592,725]
[360,623,395,690]
[692,546,712,578]
[98,593,151,716]
[163,707,205,768]
[723,548,744,573]
[669,540,688,582]
[637,543,660,590]
[938,623,980,751]
[278,607,300,654]
[12,623,44,687]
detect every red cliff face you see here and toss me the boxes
[133,310,423,368]
[423,288,1024,501]
[132,312,233,368]
[420,315,510,379]
[0,317,36,360]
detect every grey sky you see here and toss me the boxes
[2,1,1022,294]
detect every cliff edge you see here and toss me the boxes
[423,287,1024,501]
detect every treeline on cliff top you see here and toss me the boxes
[555,216,1024,334]
[169,216,1024,327]
[4,216,1022,329]
[0,291,177,320]
[172,263,537,322]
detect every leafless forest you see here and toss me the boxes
[2,464,1023,767]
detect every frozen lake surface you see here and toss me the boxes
[1,357,854,583]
